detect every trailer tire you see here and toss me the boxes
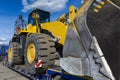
[25,34,57,74]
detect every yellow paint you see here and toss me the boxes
[18,21,67,45]
[100,1,105,5]
[69,6,79,32]
[18,24,37,34]
[75,0,92,18]
[35,19,40,33]
[68,2,92,33]
[96,5,102,9]
[69,6,76,23]
[27,43,36,64]
[41,21,67,45]
[57,14,66,21]
[94,9,99,13]
[48,68,61,73]
[8,47,12,60]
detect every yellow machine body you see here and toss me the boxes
[18,21,67,45]
[18,24,37,34]
[41,21,67,45]
[16,6,79,46]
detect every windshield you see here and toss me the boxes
[28,9,50,25]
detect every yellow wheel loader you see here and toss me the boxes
[8,0,119,79]
[8,9,67,74]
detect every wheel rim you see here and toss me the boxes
[27,43,36,64]
[8,47,13,60]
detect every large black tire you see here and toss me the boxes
[20,34,26,57]
[25,34,57,74]
[8,42,23,65]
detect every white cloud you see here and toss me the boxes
[0,38,8,42]
[0,42,9,45]
[0,38,9,45]
[22,0,68,12]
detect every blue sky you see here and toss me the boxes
[0,0,82,44]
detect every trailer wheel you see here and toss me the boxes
[25,34,57,74]
[8,42,23,65]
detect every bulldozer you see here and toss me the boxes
[8,0,119,79]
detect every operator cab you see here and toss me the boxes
[28,9,50,26]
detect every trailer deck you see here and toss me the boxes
[5,60,92,80]
[0,61,28,80]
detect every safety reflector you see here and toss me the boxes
[35,60,42,68]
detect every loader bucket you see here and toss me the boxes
[87,1,120,79]
[62,0,119,79]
